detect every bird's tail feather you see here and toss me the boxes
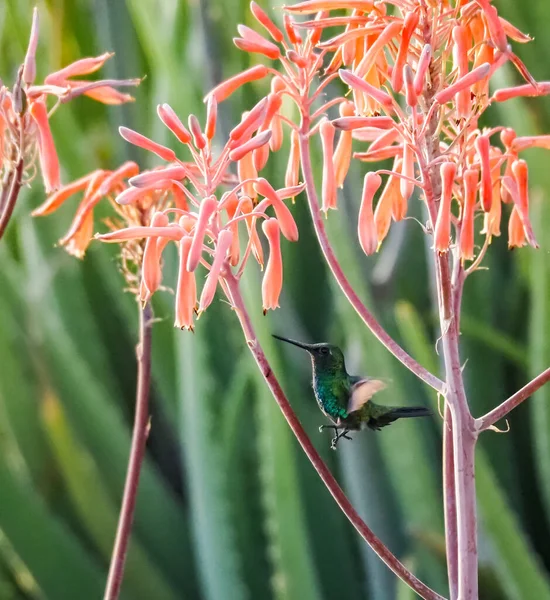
[389,406,432,419]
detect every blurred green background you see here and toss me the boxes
[0,1,549,599]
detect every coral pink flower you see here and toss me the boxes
[460,169,478,261]
[198,229,234,314]
[285,130,300,190]
[434,162,457,254]
[28,99,60,192]
[141,212,170,301]
[319,119,337,212]
[175,237,197,330]
[261,218,283,312]
[358,172,382,256]
[334,101,355,188]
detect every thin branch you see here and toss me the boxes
[104,302,153,600]
[476,367,550,432]
[224,273,446,600]
[298,128,444,393]
[0,157,24,241]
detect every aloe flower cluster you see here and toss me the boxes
[33,0,550,332]
[0,9,139,204]
[223,0,547,260]
[92,102,304,327]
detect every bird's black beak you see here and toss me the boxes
[272,334,315,352]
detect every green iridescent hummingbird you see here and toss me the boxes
[273,335,432,450]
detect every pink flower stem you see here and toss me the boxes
[443,405,458,600]
[223,272,446,600]
[297,123,444,394]
[475,367,550,431]
[435,254,478,600]
[0,156,24,241]
[104,302,153,600]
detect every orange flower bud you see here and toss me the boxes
[238,151,258,199]
[283,14,301,45]
[22,8,39,85]
[320,119,337,212]
[414,44,432,95]
[234,25,281,60]
[206,65,269,103]
[400,143,415,202]
[157,104,192,144]
[334,101,355,188]
[119,126,176,162]
[452,25,470,119]
[333,116,394,130]
[187,196,218,272]
[358,172,382,256]
[493,82,550,102]
[392,11,419,93]
[475,134,492,211]
[339,69,393,108]
[205,95,217,140]
[250,1,284,43]
[435,63,491,105]
[269,114,284,152]
[130,166,187,188]
[229,130,272,162]
[199,229,234,314]
[460,169,478,260]
[355,21,401,79]
[434,162,457,253]
[188,115,206,150]
[230,97,268,143]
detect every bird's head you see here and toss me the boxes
[272,335,346,374]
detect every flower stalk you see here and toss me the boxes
[104,302,154,600]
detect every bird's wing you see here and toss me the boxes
[347,378,387,413]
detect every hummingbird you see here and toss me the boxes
[273,334,432,449]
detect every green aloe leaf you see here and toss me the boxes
[176,328,248,600]
[0,460,105,600]
[42,393,179,600]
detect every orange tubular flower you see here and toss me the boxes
[175,237,197,330]
[334,101,355,188]
[285,129,301,191]
[141,212,170,301]
[198,229,234,314]
[319,119,337,212]
[460,169,478,261]
[261,218,283,312]
[434,162,457,254]
[358,172,382,256]
[28,99,60,192]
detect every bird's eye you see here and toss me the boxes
[320,347,329,355]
